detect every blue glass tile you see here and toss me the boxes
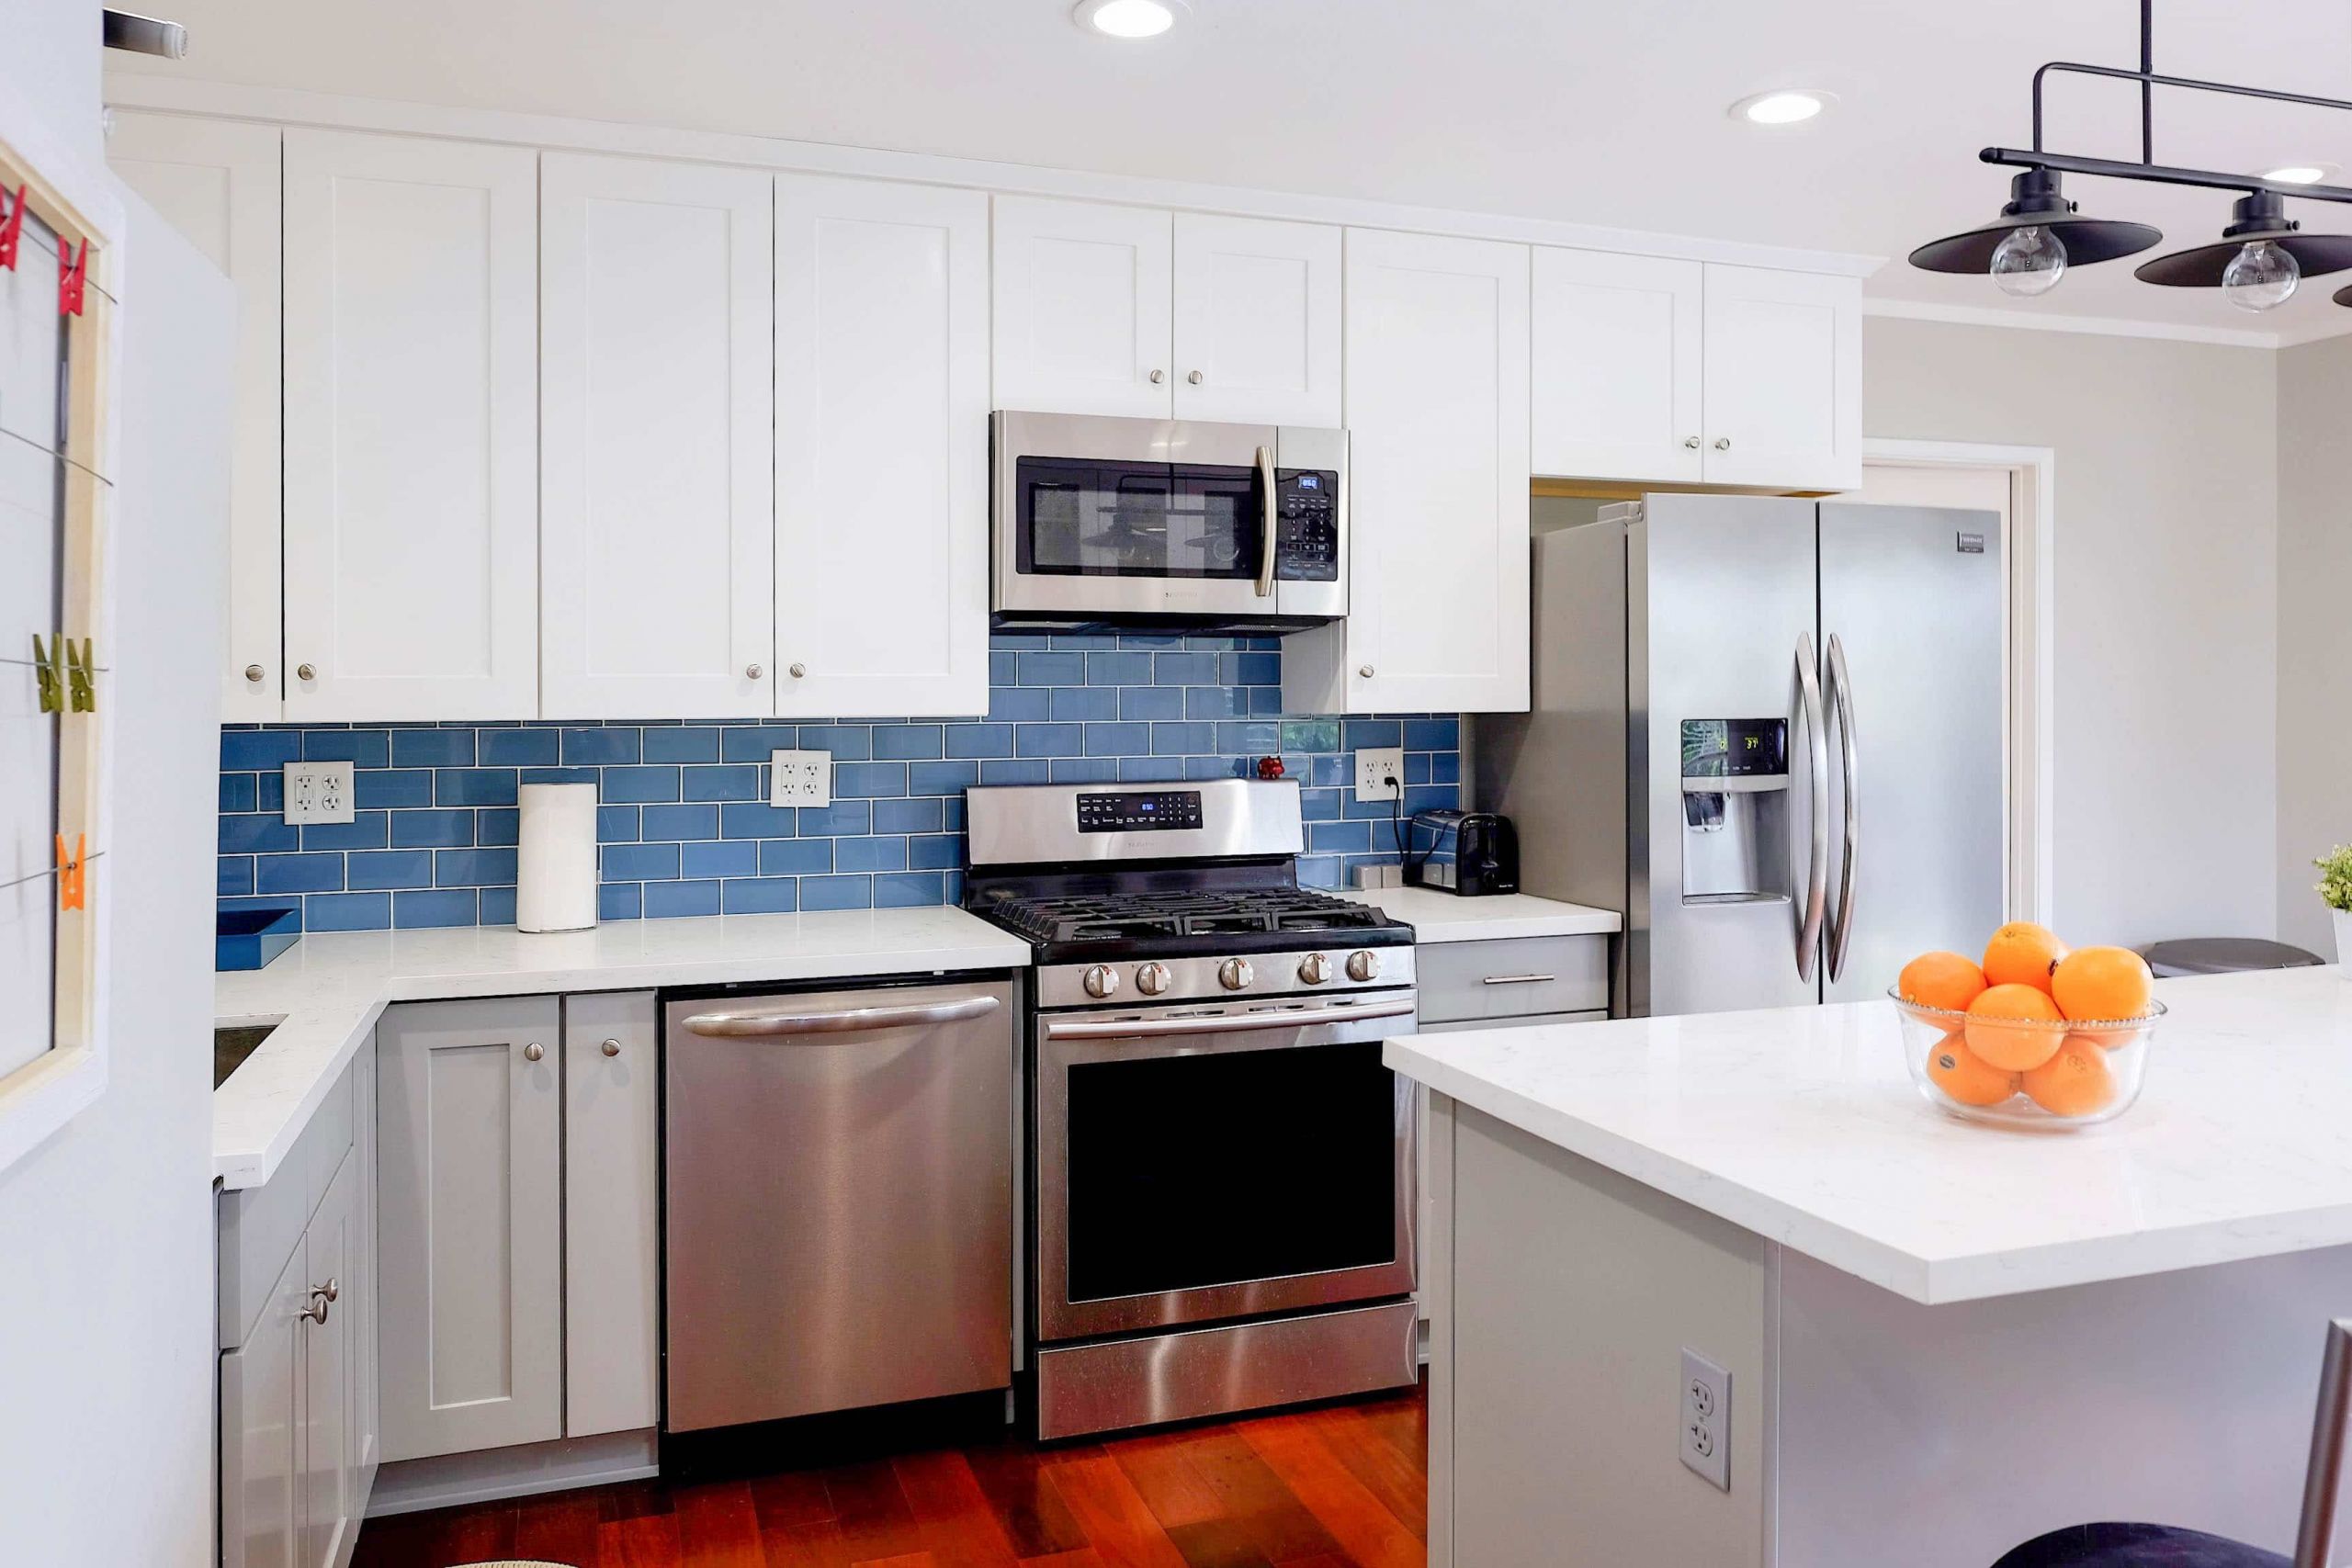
[1405,753,1431,785]
[909,834,961,870]
[346,850,433,890]
[835,836,908,873]
[520,767,600,786]
[1183,687,1250,720]
[910,761,979,795]
[683,764,761,803]
[1407,784,1458,816]
[1087,652,1154,685]
[1013,723,1083,759]
[1016,652,1087,686]
[1120,633,1184,649]
[944,871,965,904]
[597,806,640,843]
[1224,652,1280,686]
[872,724,945,761]
[646,804,723,841]
[875,872,945,908]
[944,724,1013,759]
[1120,686,1184,721]
[1051,634,1117,650]
[1404,716,1461,751]
[1050,686,1120,722]
[602,842,680,882]
[1282,717,1342,753]
[598,883,643,921]
[355,770,433,809]
[435,768,519,807]
[796,725,874,761]
[1185,634,1243,650]
[300,813,389,852]
[944,797,966,830]
[390,728,474,767]
[257,773,285,812]
[719,725,799,763]
[601,766,683,804]
[1151,722,1216,755]
[1431,752,1461,784]
[255,852,344,895]
[563,728,640,766]
[722,877,798,915]
[1343,794,1394,822]
[988,685,1053,723]
[1310,754,1349,787]
[833,761,910,798]
[305,892,391,932]
[978,758,1048,785]
[1049,758,1120,783]
[1118,755,1185,782]
[1343,718,1401,750]
[1184,755,1243,780]
[761,838,831,874]
[222,730,301,772]
[436,848,520,887]
[643,726,720,763]
[1151,652,1217,685]
[989,632,1049,650]
[799,874,874,911]
[1250,687,1285,715]
[1216,721,1281,755]
[644,880,721,919]
[477,887,517,926]
[1295,855,1344,888]
[390,808,473,849]
[302,728,391,767]
[220,774,258,813]
[1081,721,1150,756]
[480,728,561,766]
[873,797,944,835]
[799,800,872,836]
[682,840,760,879]
[1307,820,1371,854]
[218,856,254,897]
[1301,788,1342,821]
[989,651,1018,686]
[718,802,795,840]
[472,808,520,847]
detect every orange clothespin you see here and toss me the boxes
[57,235,85,318]
[0,184,24,272]
[54,835,85,911]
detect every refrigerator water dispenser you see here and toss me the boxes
[1679,718,1791,904]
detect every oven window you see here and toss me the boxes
[1016,457,1262,579]
[1064,1040,1398,1303]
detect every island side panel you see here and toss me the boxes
[1428,1090,1456,1568]
[1449,1103,1772,1567]
[1775,1245,2351,1566]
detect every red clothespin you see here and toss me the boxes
[57,235,86,317]
[0,185,24,272]
[54,834,85,911]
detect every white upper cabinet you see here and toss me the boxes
[539,153,774,719]
[106,112,285,718]
[281,130,538,722]
[1171,213,1341,426]
[1532,248,1703,484]
[775,175,989,717]
[993,196,1173,418]
[1288,229,1531,716]
[1700,264,1863,491]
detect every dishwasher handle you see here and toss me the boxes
[680,993,1001,1039]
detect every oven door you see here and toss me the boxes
[1035,991,1419,1343]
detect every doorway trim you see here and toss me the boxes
[1861,438,2056,928]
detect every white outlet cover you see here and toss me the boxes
[1679,1347,1731,1492]
[283,761,356,826]
[769,749,831,809]
[1352,746,1407,805]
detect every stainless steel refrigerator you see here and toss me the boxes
[1473,494,2004,1017]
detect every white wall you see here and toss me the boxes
[2275,334,2352,955]
[1866,317,2280,949]
[0,9,230,1558]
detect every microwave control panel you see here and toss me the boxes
[1272,469,1341,581]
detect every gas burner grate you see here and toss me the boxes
[980,887,1390,946]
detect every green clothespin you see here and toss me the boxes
[30,635,62,715]
[64,637,94,714]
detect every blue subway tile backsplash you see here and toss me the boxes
[216,634,1461,935]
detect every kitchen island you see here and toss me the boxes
[1390,965,2352,1567]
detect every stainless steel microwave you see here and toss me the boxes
[991,411,1349,630]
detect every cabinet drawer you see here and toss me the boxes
[220,1057,355,1351]
[1416,936,1608,1025]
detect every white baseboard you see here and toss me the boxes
[365,1428,660,1517]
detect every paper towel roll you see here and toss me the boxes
[516,783,598,933]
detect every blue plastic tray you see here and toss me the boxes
[217,907,300,972]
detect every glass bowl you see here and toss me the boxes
[1887,987,2165,1129]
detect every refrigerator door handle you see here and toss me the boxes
[1794,634,1829,983]
[1825,633,1860,984]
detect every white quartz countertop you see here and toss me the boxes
[1333,886,1621,942]
[214,908,1030,1190]
[1387,965,2352,1305]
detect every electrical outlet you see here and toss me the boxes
[283,761,355,826]
[1680,1348,1731,1492]
[769,750,831,809]
[1352,746,1406,805]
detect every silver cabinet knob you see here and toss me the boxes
[1217,957,1254,991]
[522,1042,545,1063]
[244,663,266,683]
[1136,962,1172,997]
[1346,950,1381,982]
[296,663,316,682]
[1358,665,1374,680]
[318,1277,340,1303]
[601,1037,622,1057]
[1298,953,1332,986]
[1683,436,1702,449]
[746,663,763,680]
[1148,368,1166,384]
[1713,437,1732,451]
[1082,964,1120,999]
[789,662,807,679]
[301,1290,332,1326]
[1186,370,1204,385]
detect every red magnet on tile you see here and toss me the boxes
[0,185,24,272]
[1255,755,1285,780]
[57,235,85,317]
[54,834,85,911]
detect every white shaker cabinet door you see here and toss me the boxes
[1531,247,1703,484]
[377,997,563,1461]
[1700,264,1863,492]
[299,1151,358,1568]
[1171,213,1341,426]
[281,130,539,721]
[220,1236,304,1568]
[105,112,285,718]
[991,196,1173,418]
[540,153,775,718]
[775,175,989,717]
[562,991,661,1438]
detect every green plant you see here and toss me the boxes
[2317,846,2352,913]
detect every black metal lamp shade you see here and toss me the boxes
[1909,168,2164,273]
[2135,191,2352,284]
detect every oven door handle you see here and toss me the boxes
[1044,995,1415,1041]
[1255,444,1279,599]
[680,995,1000,1038]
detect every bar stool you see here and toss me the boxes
[1994,1319,2352,1568]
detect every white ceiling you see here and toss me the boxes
[111,0,2352,339]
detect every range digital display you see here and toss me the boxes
[1077,790,1206,833]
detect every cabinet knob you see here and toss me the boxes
[317,1276,340,1303]
[601,1037,622,1058]
[1683,436,1701,450]
[522,1042,545,1063]
[244,663,266,683]
[296,663,316,682]
[1713,437,1732,451]
[789,662,807,679]
[300,1292,332,1326]
[1186,370,1204,385]
[1358,664,1375,679]
[745,663,763,680]
[1148,368,1166,384]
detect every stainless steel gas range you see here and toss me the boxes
[963,778,1422,1440]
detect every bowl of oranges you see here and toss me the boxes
[1890,922,2164,1128]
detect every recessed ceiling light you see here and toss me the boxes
[1729,89,1833,126]
[2262,163,2340,186]
[1074,0,1188,39]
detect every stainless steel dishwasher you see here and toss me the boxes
[662,977,1015,1433]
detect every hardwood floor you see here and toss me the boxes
[351,1380,1428,1568]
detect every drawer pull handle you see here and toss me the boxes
[1481,973,1556,986]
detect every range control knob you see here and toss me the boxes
[1217,957,1255,991]
[1346,950,1381,982]
[1298,953,1333,986]
[1082,964,1120,999]
[1136,962,1172,997]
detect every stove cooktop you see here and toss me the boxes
[971,886,1412,964]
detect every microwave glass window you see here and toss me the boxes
[1016,457,1263,580]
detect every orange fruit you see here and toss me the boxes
[2052,945,2154,1024]
[1924,1032,2018,1107]
[2021,1035,2120,1117]
[1964,983,2068,1072]
[1898,951,1989,1014]
[1984,921,2069,993]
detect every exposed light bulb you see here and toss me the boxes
[2222,239,2300,311]
[1989,225,2067,298]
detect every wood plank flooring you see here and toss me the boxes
[351,1381,1427,1568]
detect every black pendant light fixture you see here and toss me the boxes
[1911,0,2352,313]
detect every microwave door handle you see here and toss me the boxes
[1255,444,1278,598]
